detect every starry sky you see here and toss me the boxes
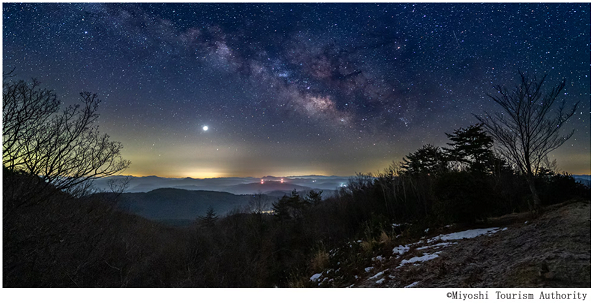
[3,3,591,178]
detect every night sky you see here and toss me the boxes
[3,3,591,178]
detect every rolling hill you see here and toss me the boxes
[115,188,256,225]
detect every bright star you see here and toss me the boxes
[203,125,209,131]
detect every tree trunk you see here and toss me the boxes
[527,177,542,214]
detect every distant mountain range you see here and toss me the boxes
[573,175,590,187]
[92,175,352,194]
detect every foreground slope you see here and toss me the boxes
[367,201,590,287]
[309,201,590,288]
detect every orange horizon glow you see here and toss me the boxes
[115,163,592,179]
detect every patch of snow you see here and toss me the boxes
[372,255,384,262]
[364,267,374,273]
[355,275,359,279]
[417,242,455,250]
[389,275,396,279]
[404,281,419,288]
[397,252,441,268]
[413,239,426,245]
[376,278,385,284]
[369,270,386,280]
[429,227,504,242]
[310,273,322,282]
[357,240,362,243]
[424,228,430,233]
[393,245,410,255]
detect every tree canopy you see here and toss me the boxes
[445,123,495,173]
[400,144,448,176]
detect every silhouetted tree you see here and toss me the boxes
[247,191,271,214]
[400,144,448,176]
[272,190,307,220]
[304,190,323,205]
[445,123,495,173]
[3,77,130,210]
[474,72,578,212]
[346,173,375,194]
[198,206,218,228]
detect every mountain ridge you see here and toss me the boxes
[93,174,352,194]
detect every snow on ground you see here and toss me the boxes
[397,251,442,268]
[308,226,508,287]
[429,227,507,242]
[417,242,455,250]
[392,245,410,255]
[372,255,384,262]
[369,270,387,280]
[404,281,419,288]
[310,273,322,282]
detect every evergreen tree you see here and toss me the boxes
[272,190,308,220]
[400,144,448,176]
[445,123,495,173]
[198,206,218,228]
[304,190,323,205]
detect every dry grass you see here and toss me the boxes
[310,248,330,273]
[378,230,391,244]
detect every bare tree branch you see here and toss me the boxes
[3,77,131,212]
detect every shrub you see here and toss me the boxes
[433,171,495,224]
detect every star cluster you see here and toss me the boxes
[3,3,591,177]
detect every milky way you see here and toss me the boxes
[3,3,591,177]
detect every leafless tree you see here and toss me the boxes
[247,191,271,214]
[3,77,130,211]
[474,72,578,212]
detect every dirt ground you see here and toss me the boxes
[355,200,591,288]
